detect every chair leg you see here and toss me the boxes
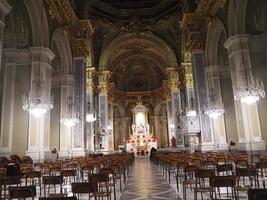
[194,189,197,200]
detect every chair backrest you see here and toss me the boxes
[195,169,215,179]
[248,189,267,200]
[89,173,109,184]
[210,176,236,188]
[39,197,77,200]
[61,170,76,177]
[216,164,233,172]
[99,168,113,175]
[9,185,36,199]
[27,171,41,178]
[1,176,20,185]
[43,176,63,185]
[236,167,257,177]
[71,182,95,194]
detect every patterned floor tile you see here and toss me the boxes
[120,157,181,200]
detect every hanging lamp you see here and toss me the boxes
[22,4,53,117]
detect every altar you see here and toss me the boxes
[125,102,157,154]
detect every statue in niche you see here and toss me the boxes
[171,136,177,147]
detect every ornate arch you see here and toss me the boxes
[205,18,227,66]
[98,32,178,70]
[113,103,126,117]
[23,0,49,47]
[51,27,73,74]
[228,0,248,36]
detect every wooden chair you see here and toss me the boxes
[100,168,116,200]
[256,162,267,188]
[39,197,77,200]
[183,165,198,200]
[71,182,95,200]
[109,164,122,192]
[235,167,258,199]
[26,171,42,196]
[248,189,267,200]
[61,170,76,186]
[43,176,63,197]
[210,176,237,199]
[216,164,233,176]
[9,185,36,199]
[194,169,214,200]
[0,176,21,198]
[89,173,111,200]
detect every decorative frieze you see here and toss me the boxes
[86,67,95,93]
[98,71,111,95]
[48,0,77,25]
[70,20,94,58]
[166,68,180,91]
[196,0,226,16]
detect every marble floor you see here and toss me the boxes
[120,157,180,200]
[120,157,249,200]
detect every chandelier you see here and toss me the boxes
[234,73,265,104]
[86,113,96,122]
[86,102,96,122]
[60,96,79,127]
[22,74,53,117]
[186,110,197,117]
[22,4,53,117]
[204,87,225,119]
[204,106,225,119]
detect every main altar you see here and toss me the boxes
[126,102,157,154]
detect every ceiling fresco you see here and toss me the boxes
[69,0,198,92]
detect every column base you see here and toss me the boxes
[58,150,71,158]
[238,141,266,151]
[0,147,11,157]
[71,149,87,157]
[216,143,229,151]
[200,143,215,151]
[26,150,51,161]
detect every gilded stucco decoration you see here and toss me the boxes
[98,71,111,95]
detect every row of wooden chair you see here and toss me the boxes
[0,153,135,199]
[152,151,267,200]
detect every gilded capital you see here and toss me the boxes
[196,0,226,16]
[182,62,194,88]
[48,0,77,25]
[70,20,94,58]
[186,32,203,51]
[86,67,95,93]
[98,71,111,95]
[166,68,180,91]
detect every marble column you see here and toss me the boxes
[0,0,11,156]
[58,75,74,158]
[154,114,161,147]
[206,65,228,150]
[0,0,11,71]
[107,101,114,150]
[166,99,174,145]
[166,68,183,146]
[181,57,200,136]
[224,35,265,151]
[85,67,95,151]
[98,71,110,151]
[191,51,214,150]
[26,47,55,160]
[72,57,86,156]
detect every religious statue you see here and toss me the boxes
[126,99,157,154]
[171,136,177,147]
